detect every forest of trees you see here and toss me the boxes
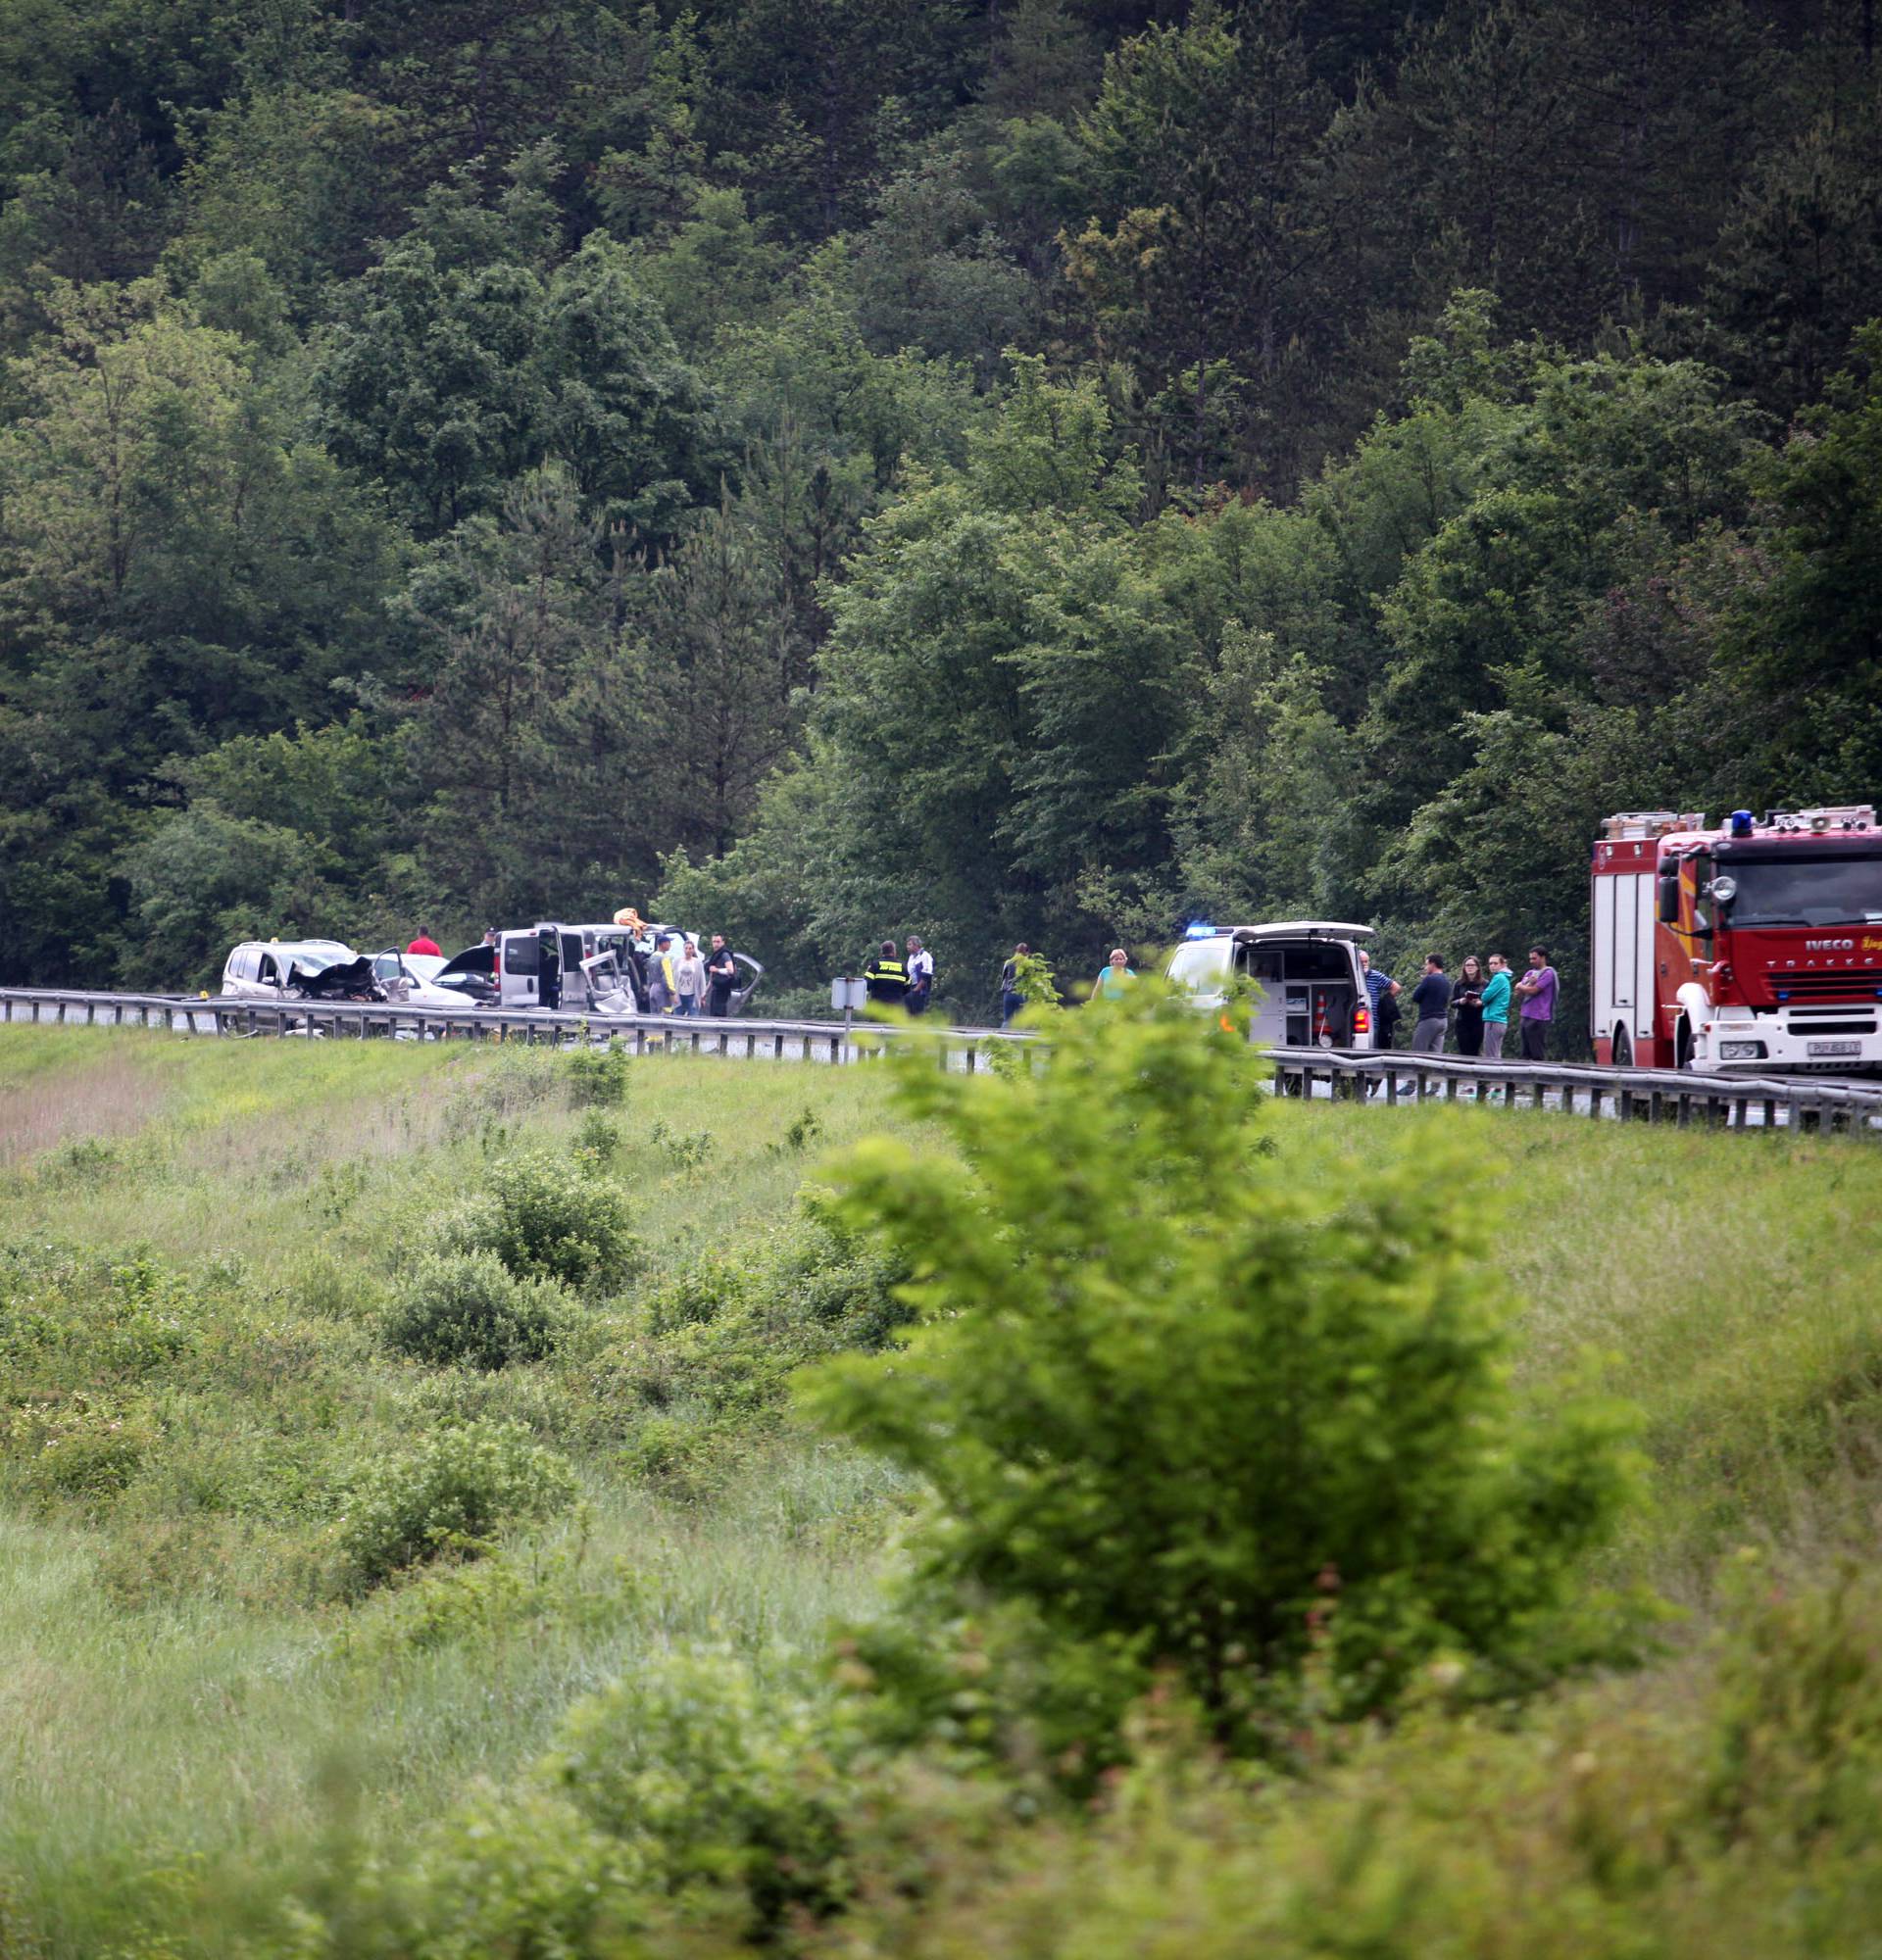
[1,0,1878,1037]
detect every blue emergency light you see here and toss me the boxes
[1730,808,1754,837]
[1183,920,1218,940]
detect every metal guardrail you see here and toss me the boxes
[1265,1046,1882,1134]
[0,987,1033,1069]
[5,988,1879,1133]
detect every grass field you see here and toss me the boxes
[3,1023,1881,1956]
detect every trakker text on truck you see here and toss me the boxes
[1591,805,1882,1074]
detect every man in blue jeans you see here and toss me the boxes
[1513,945,1557,1060]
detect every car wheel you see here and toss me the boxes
[1675,1019,1695,1071]
[1612,1028,1633,1068]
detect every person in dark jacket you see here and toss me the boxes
[999,944,1030,1026]
[864,940,909,1006]
[1409,955,1452,1053]
[705,934,738,1016]
[1452,954,1487,1057]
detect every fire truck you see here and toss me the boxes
[1591,805,1882,1073]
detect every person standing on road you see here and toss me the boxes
[647,933,677,1014]
[674,936,706,1016]
[1452,955,1487,1057]
[1513,945,1557,1060]
[905,936,935,1016]
[1474,953,1513,1058]
[1000,944,1030,1026]
[1090,949,1137,1003]
[407,929,442,956]
[1409,955,1452,1053]
[864,940,909,1007]
[705,934,738,1016]
[1478,954,1512,1059]
[1360,948,1402,1050]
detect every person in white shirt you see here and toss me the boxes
[674,936,707,1017]
[905,935,935,1016]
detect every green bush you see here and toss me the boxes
[646,1256,752,1336]
[383,1251,570,1370]
[806,982,1643,1755]
[320,1787,642,1960]
[434,1151,639,1295]
[335,1422,577,1590]
[14,1396,157,1503]
[573,1109,620,1165]
[565,1041,632,1108]
[828,1562,1882,1960]
[549,1647,857,1938]
[649,1119,717,1169]
[337,1544,641,1661]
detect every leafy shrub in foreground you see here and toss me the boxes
[549,1648,858,1938]
[308,1787,641,1959]
[336,1422,577,1589]
[806,982,1643,1754]
[829,1562,1882,1960]
[434,1151,639,1294]
[384,1251,570,1370]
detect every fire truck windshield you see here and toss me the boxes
[1726,854,1882,929]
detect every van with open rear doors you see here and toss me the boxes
[1164,922,1378,1051]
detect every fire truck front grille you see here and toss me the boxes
[1763,971,1882,1002]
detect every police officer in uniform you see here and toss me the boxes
[863,939,910,1007]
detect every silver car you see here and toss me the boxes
[369,949,484,1009]
[219,939,360,1000]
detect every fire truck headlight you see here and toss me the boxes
[1718,1040,1766,1060]
[1709,874,1736,904]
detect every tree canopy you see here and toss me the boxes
[0,0,1876,1022]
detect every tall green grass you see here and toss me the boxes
[3,1026,1882,1954]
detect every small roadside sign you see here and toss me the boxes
[830,977,867,1011]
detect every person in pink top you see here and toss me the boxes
[406,930,442,956]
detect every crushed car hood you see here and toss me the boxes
[288,955,378,998]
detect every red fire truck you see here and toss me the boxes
[1591,805,1882,1073]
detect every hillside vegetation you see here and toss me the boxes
[3,1018,1882,1953]
[0,1,1878,1037]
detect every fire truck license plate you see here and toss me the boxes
[1808,1040,1862,1056]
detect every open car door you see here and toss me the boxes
[498,930,540,1007]
[578,952,637,1016]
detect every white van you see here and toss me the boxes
[1165,922,1378,1051]
[495,924,643,1013]
[220,940,361,1000]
